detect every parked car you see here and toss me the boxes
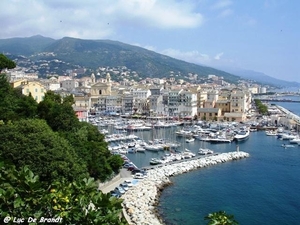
[131,169,142,174]
[125,180,133,187]
[115,186,125,194]
[123,162,134,168]
[134,173,144,179]
[127,166,137,171]
[110,190,120,198]
[120,182,129,191]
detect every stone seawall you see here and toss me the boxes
[121,151,250,225]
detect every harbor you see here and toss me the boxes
[94,99,300,225]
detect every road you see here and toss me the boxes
[99,168,133,194]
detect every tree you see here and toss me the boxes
[0,74,38,122]
[62,122,123,181]
[0,119,87,184]
[37,91,80,132]
[0,161,127,225]
[205,211,239,225]
[0,54,16,73]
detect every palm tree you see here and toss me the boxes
[205,211,239,225]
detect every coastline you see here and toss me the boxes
[121,151,250,225]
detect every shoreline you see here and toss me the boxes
[121,151,250,225]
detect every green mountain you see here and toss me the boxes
[0,35,55,55]
[0,36,240,82]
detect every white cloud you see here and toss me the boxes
[160,48,234,69]
[131,43,157,51]
[211,0,233,10]
[0,0,204,39]
[214,52,224,60]
[161,48,211,65]
[218,9,233,17]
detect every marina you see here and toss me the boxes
[94,97,300,225]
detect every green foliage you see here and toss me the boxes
[254,99,268,115]
[37,91,80,132]
[205,211,239,225]
[0,161,127,225]
[0,53,16,73]
[61,122,123,181]
[0,119,87,184]
[0,74,38,122]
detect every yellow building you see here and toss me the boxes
[11,80,46,103]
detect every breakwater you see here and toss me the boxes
[121,151,250,225]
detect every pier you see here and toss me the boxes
[142,153,220,170]
[260,99,300,103]
[276,105,300,125]
[121,151,250,225]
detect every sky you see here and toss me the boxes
[0,0,299,82]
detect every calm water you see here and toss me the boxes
[124,100,300,225]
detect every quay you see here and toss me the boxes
[276,105,300,125]
[260,99,300,103]
[142,153,220,170]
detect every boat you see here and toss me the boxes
[149,158,162,165]
[181,149,196,159]
[208,134,233,143]
[175,129,192,137]
[127,148,137,153]
[234,128,250,142]
[289,138,300,144]
[265,130,277,136]
[198,148,214,155]
[281,133,298,140]
[282,144,295,148]
[186,137,195,143]
[136,146,146,152]
[144,144,160,152]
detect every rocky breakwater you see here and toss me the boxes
[121,151,250,225]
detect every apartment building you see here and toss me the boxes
[12,80,46,103]
[178,90,197,118]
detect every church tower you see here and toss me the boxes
[106,73,111,95]
[91,73,96,84]
[106,73,111,83]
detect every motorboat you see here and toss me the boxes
[144,144,160,152]
[136,146,146,152]
[234,128,250,142]
[208,135,233,143]
[198,148,214,155]
[265,130,277,136]
[186,137,195,143]
[281,133,298,140]
[289,138,300,144]
[181,149,196,159]
[149,158,162,165]
[282,144,295,148]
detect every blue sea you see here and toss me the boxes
[125,99,300,225]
